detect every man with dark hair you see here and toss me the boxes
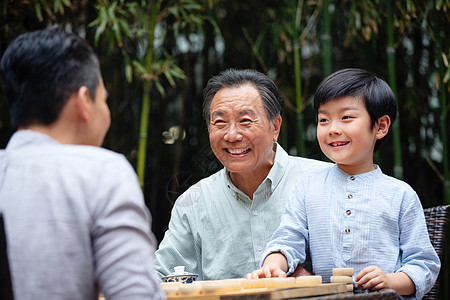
[0,28,163,299]
[155,69,329,280]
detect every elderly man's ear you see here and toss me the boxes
[272,115,282,142]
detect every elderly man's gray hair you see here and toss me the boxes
[202,69,283,127]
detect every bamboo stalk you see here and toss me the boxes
[294,0,305,156]
[436,36,450,204]
[386,0,403,179]
[321,0,332,77]
[137,0,162,189]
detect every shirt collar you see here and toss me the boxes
[267,143,289,193]
[6,129,59,151]
[224,143,289,198]
[333,163,383,181]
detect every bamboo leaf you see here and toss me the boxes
[254,27,268,49]
[184,4,202,10]
[444,66,450,84]
[112,22,123,47]
[132,60,147,75]
[406,0,412,11]
[118,19,133,38]
[190,14,202,25]
[164,69,176,87]
[92,9,108,46]
[43,3,52,18]
[168,7,179,18]
[355,11,361,29]
[35,2,43,22]
[108,1,118,20]
[125,63,133,83]
[207,17,221,36]
[155,80,165,96]
[54,0,64,14]
[169,68,185,79]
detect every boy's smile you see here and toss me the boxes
[316,96,389,175]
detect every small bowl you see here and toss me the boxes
[161,273,198,283]
[161,266,199,283]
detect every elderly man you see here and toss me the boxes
[155,69,329,280]
[0,29,163,299]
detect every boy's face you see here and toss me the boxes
[316,96,386,175]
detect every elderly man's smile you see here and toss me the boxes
[226,148,251,155]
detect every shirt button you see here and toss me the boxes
[253,211,258,216]
[350,176,355,181]
[346,210,351,215]
[257,246,262,251]
[345,228,350,234]
[348,194,353,199]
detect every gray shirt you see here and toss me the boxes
[0,130,163,300]
[155,144,329,280]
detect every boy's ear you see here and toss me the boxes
[74,86,92,123]
[375,115,391,139]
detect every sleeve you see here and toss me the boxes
[155,189,201,279]
[90,156,164,300]
[260,177,309,275]
[396,188,441,299]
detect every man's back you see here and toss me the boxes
[0,130,162,299]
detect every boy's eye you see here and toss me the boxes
[342,116,353,120]
[318,118,328,123]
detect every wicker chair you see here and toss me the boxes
[0,213,14,300]
[423,205,450,300]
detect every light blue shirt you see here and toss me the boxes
[155,144,329,280]
[262,164,440,299]
[0,130,163,300]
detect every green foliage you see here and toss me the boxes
[1,4,449,282]
[88,0,217,88]
[34,0,71,22]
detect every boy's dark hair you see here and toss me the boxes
[0,28,100,128]
[203,69,282,127]
[313,68,397,152]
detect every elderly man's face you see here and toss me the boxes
[209,84,281,177]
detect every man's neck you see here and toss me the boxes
[228,146,276,200]
[21,123,78,145]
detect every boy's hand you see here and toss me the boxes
[355,266,415,296]
[246,266,287,279]
[246,252,288,279]
[355,265,390,291]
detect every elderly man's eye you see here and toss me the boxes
[241,118,251,124]
[212,120,226,126]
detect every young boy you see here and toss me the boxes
[246,68,440,299]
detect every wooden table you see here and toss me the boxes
[292,289,397,300]
[100,286,396,299]
[167,283,348,299]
